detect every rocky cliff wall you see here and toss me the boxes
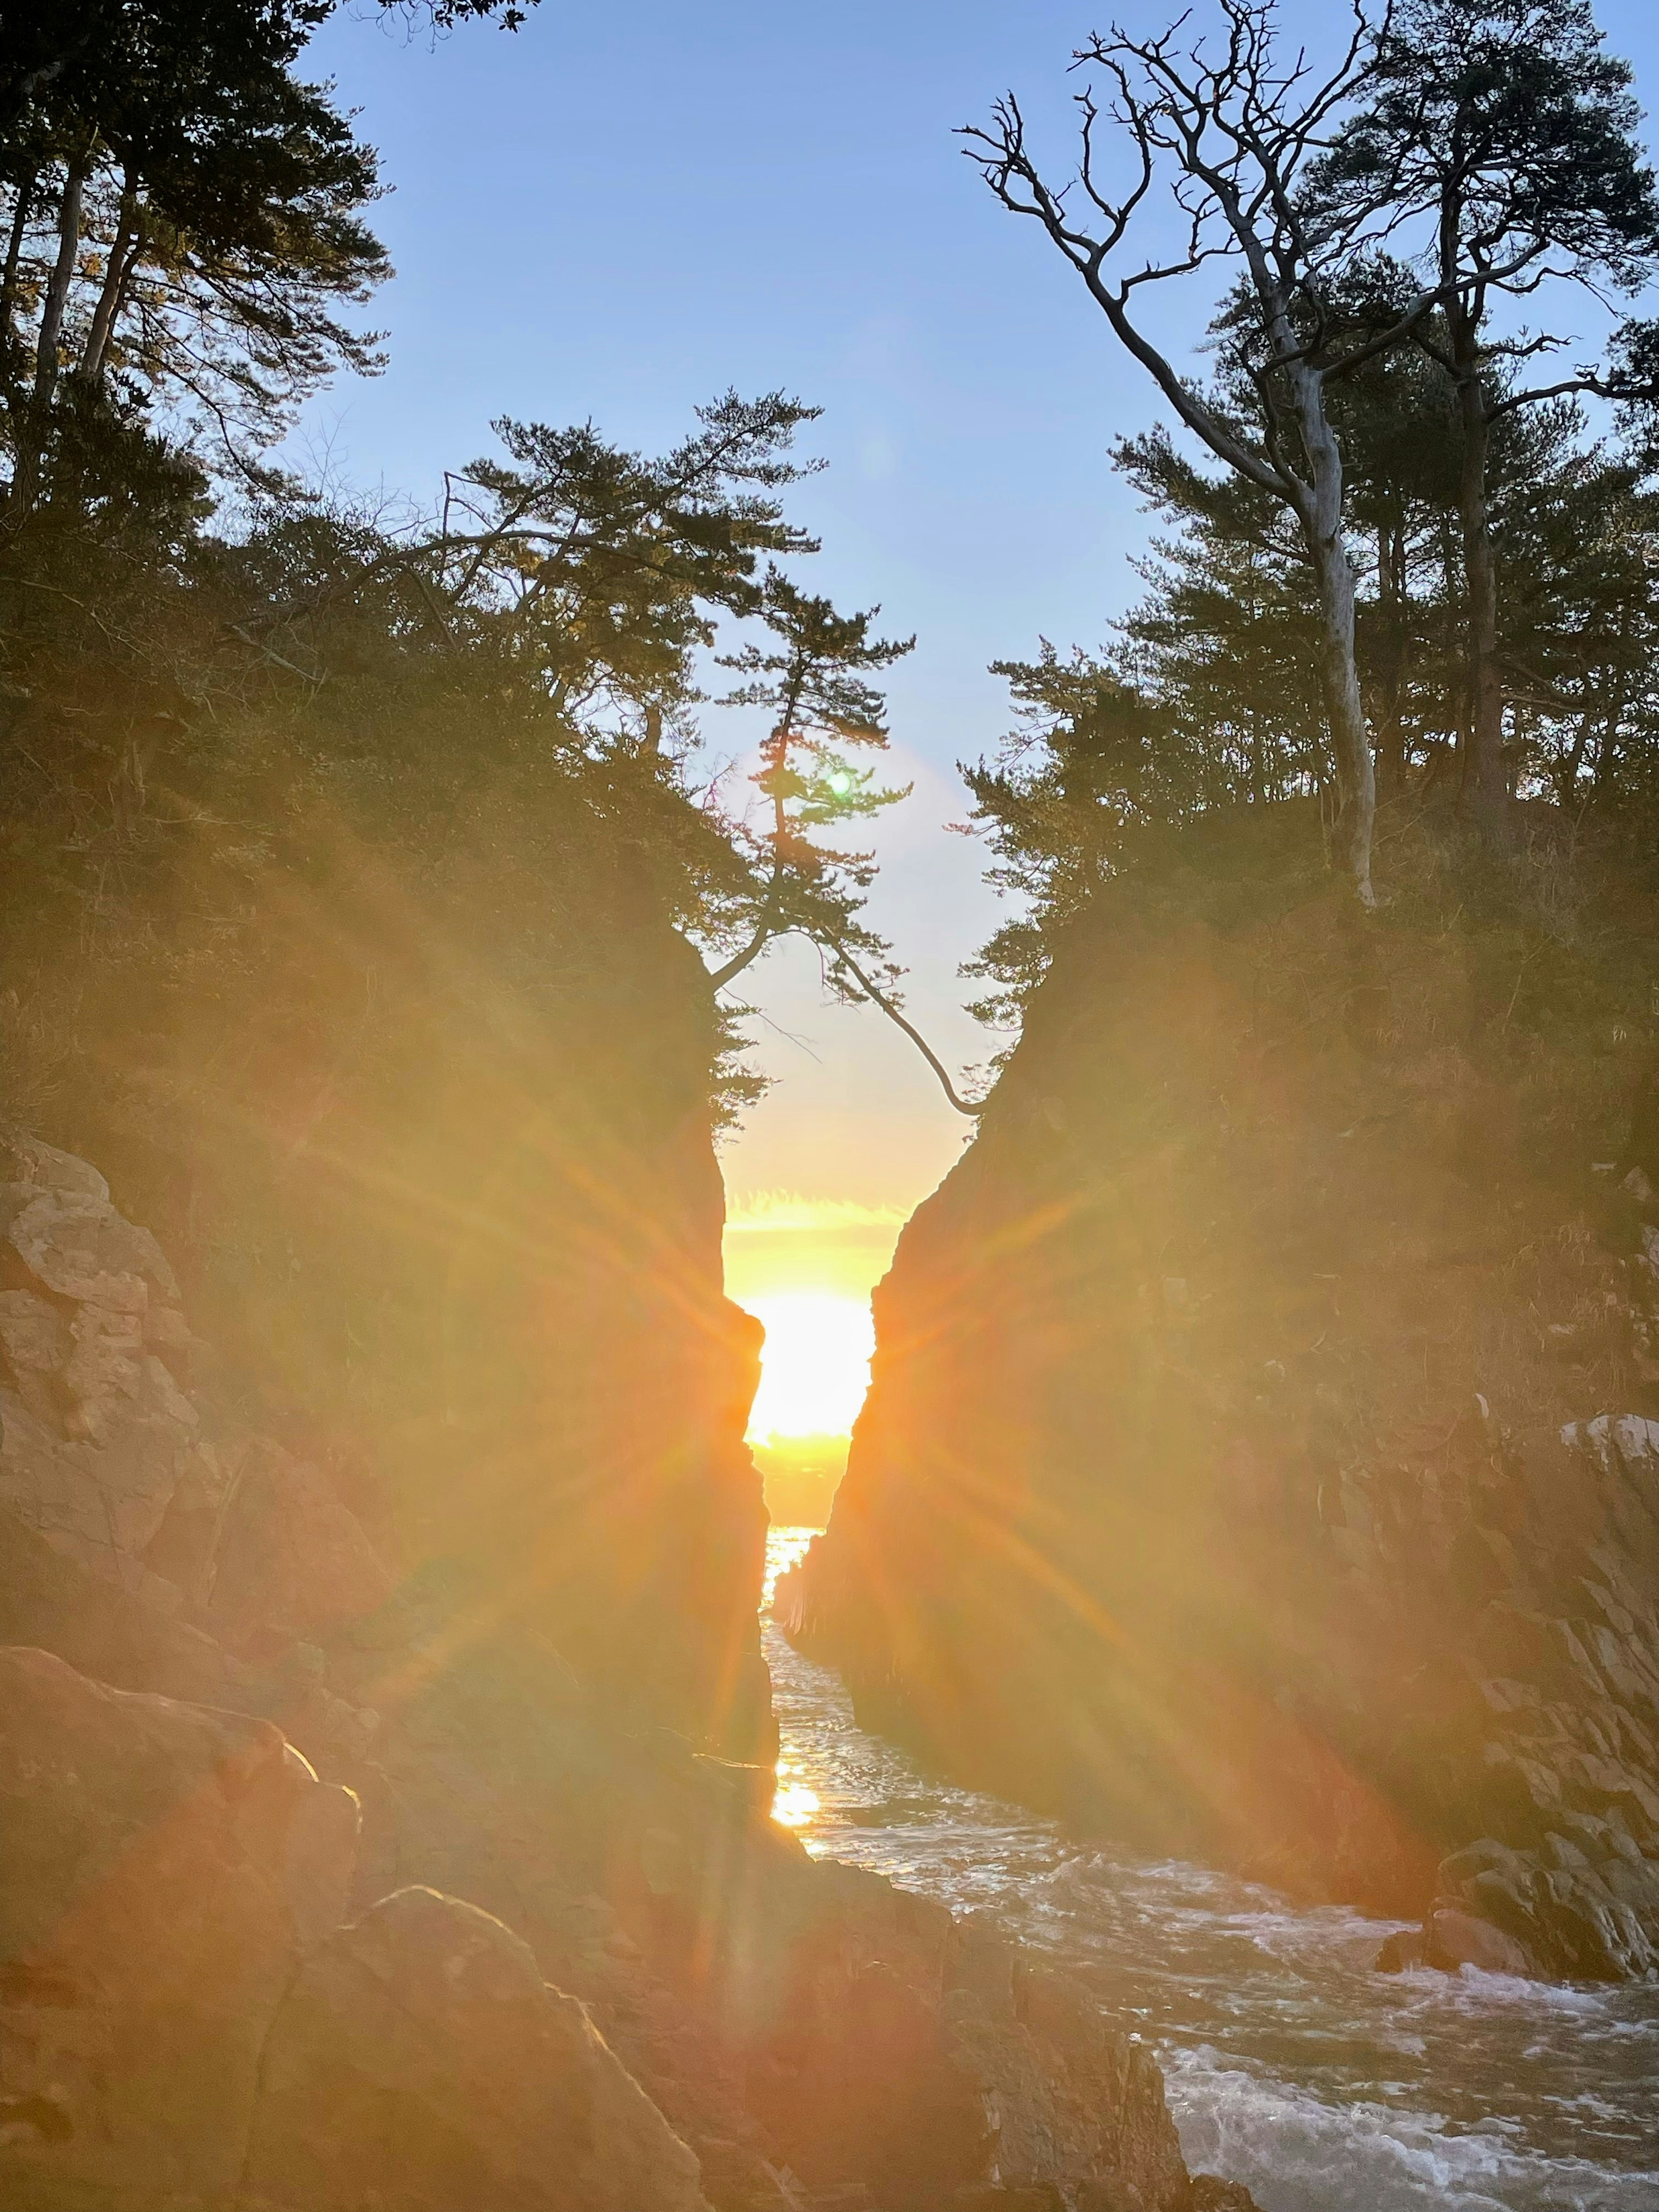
[7,792,774,1758]
[0,1137,1263,2211]
[3,861,772,1761]
[791,810,1659,1982]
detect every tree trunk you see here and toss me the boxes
[79,176,138,385]
[0,175,35,346]
[1373,522,1408,799]
[32,158,86,408]
[1453,362,1510,845]
[1292,364,1376,904]
[1556,707,1593,810]
[6,154,88,524]
[1309,525,1376,903]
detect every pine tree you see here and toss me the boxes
[1317,0,1659,842]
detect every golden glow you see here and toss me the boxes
[726,1192,895,1446]
[726,1192,906,1235]
[724,1189,904,1305]
[763,1523,817,1605]
[771,1765,822,1828]
[744,1292,874,1442]
[766,1529,828,1830]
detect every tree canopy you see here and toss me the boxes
[960,0,1659,1022]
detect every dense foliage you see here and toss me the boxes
[10,0,1659,1197]
[0,0,932,1421]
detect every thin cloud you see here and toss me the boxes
[726,1190,909,1234]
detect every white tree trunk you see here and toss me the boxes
[1290,362,1376,904]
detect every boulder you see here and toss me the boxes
[0,1133,111,1203]
[1373,1928,1428,1973]
[1424,1907,1532,1977]
[241,1884,710,2212]
[0,1645,359,2209]
[4,1184,179,1310]
[0,1153,209,1603]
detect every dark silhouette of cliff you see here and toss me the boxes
[0,1103,1265,2208]
[791,803,1659,1980]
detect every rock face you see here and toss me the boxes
[242,1885,709,2212]
[0,1134,394,1657]
[322,1595,1232,2211]
[0,1137,1265,2210]
[206,1434,396,1648]
[791,817,1659,1983]
[1,1133,213,1613]
[22,894,775,1768]
[0,1644,359,2207]
[0,1646,715,2212]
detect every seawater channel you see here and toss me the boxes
[762,1527,1659,2212]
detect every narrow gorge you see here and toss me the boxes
[10,2,1659,2203]
[0,884,1259,2212]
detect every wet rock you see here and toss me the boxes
[1431,1827,1659,1982]
[0,1644,359,2207]
[241,1884,710,2212]
[1186,2182,1263,2212]
[940,1925,1193,2212]
[1374,1928,1428,1973]
[1424,1907,1532,1977]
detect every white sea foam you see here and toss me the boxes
[759,1532,1659,2212]
[1166,2046,1659,2212]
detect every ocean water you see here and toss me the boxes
[763,1528,1659,2212]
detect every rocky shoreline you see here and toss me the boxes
[0,1131,1258,2212]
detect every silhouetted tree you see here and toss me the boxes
[964,0,1463,904]
[1317,0,1659,842]
[0,0,392,516]
[963,374,1659,1021]
[712,566,912,969]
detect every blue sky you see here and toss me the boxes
[298,0,1659,1225]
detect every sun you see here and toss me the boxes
[744,1292,874,1442]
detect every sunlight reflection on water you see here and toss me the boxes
[760,1524,1659,2212]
